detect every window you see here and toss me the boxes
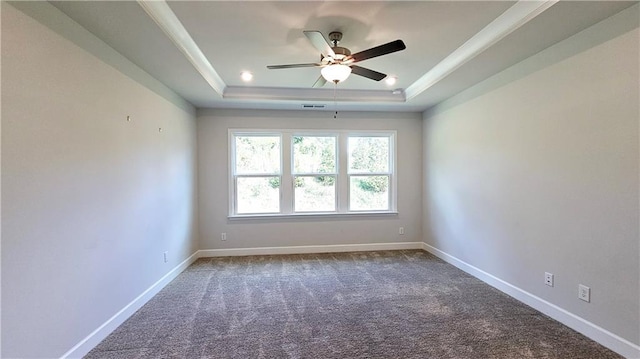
[233,135,281,214]
[293,136,337,212]
[348,136,391,211]
[230,130,396,217]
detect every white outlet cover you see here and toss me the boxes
[544,272,554,287]
[578,284,591,302]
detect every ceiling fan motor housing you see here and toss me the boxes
[332,47,351,60]
[327,32,351,61]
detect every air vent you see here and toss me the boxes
[302,104,326,109]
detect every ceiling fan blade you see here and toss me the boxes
[303,30,336,58]
[350,65,387,81]
[267,63,322,69]
[349,39,406,63]
[312,75,327,88]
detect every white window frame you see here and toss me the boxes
[347,134,394,212]
[229,129,397,218]
[291,134,338,213]
[229,132,283,215]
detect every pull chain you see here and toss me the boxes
[333,81,338,119]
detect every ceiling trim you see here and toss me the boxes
[137,0,225,96]
[405,0,558,101]
[224,87,405,102]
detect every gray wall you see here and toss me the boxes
[197,109,423,250]
[3,0,637,357]
[1,3,198,357]
[422,8,639,348]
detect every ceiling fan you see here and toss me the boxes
[267,31,406,87]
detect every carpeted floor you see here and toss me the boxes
[86,250,621,358]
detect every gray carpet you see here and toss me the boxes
[86,250,621,358]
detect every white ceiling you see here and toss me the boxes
[51,1,636,112]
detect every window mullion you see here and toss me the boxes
[349,172,390,176]
[389,133,396,211]
[338,134,349,212]
[281,132,293,214]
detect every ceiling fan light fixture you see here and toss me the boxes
[321,64,352,83]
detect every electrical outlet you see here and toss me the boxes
[544,272,554,287]
[163,251,168,263]
[399,227,405,235]
[578,284,590,302]
[221,232,227,241]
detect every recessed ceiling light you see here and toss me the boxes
[241,71,253,82]
[385,76,397,86]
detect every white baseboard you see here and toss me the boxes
[60,251,200,359]
[198,242,423,257]
[421,242,640,359]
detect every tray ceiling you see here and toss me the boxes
[50,1,637,112]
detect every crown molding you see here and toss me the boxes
[405,0,557,101]
[223,86,405,103]
[137,0,226,96]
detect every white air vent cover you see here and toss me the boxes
[302,104,326,109]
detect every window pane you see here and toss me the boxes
[349,176,389,211]
[294,176,336,212]
[293,136,336,173]
[236,177,280,214]
[235,136,280,174]
[348,137,389,173]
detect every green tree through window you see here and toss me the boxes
[349,136,391,211]
[293,136,337,212]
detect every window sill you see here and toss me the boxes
[228,211,399,220]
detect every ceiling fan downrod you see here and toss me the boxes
[328,31,342,47]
